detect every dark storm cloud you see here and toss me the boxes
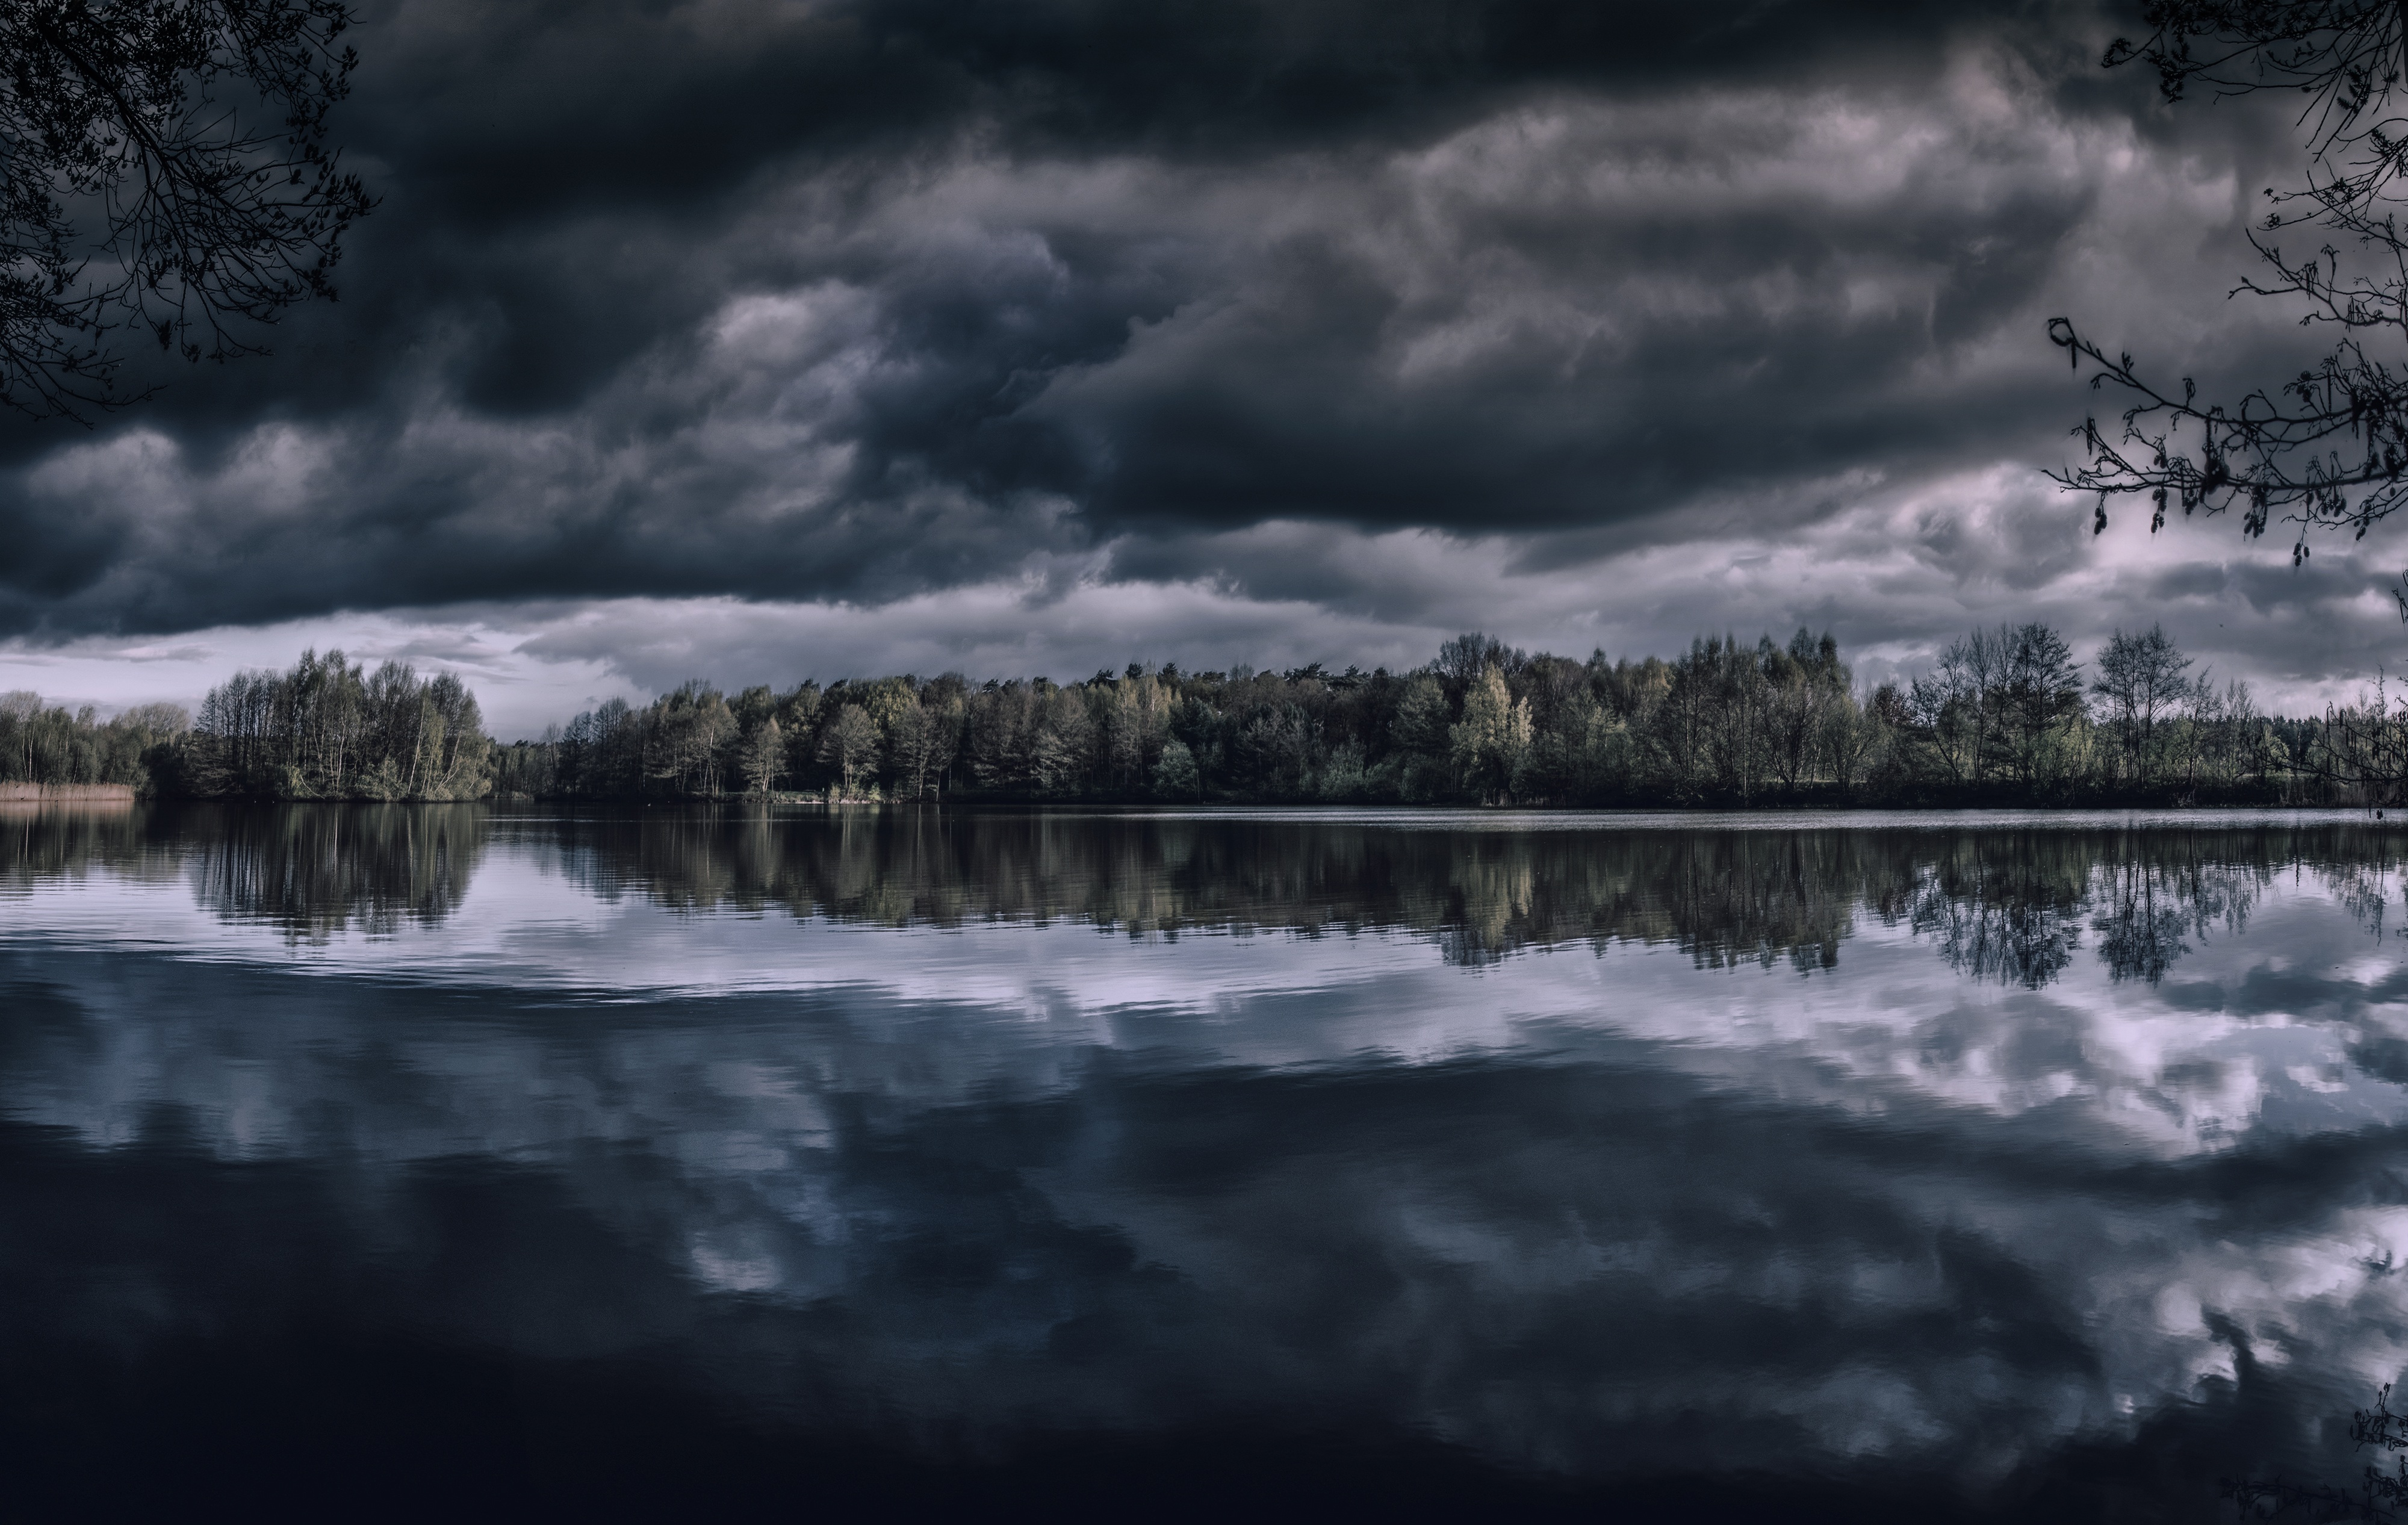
[0,0,2289,638]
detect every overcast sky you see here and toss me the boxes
[1,0,2397,736]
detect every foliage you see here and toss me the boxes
[2050,3,2408,554]
[2,0,375,418]
[483,625,2354,807]
[183,648,489,798]
[0,688,184,784]
[1450,664,1531,802]
[13,623,2401,807]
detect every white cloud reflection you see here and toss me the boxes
[5,813,2408,1487]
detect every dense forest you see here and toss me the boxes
[479,624,2355,806]
[2,652,486,800]
[182,651,492,800]
[0,692,190,790]
[4,624,2403,806]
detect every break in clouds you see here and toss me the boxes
[2,0,2399,730]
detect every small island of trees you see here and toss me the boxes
[7,623,2407,809]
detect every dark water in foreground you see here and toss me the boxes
[6,803,2408,1520]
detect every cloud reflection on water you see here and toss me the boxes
[5,804,2408,1512]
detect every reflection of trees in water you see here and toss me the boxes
[20,803,2404,977]
[2324,859,2408,944]
[1910,836,2092,989]
[3,802,489,938]
[575,812,2392,985]
[2088,840,2266,985]
[1899,828,2408,988]
[185,805,486,939]
[1625,831,1903,972]
[0,801,174,889]
[1424,831,1887,970]
[556,810,1931,970]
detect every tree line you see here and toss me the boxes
[5,624,2406,805]
[485,624,2329,807]
[182,650,492,800]
[0,694,190,790]
[1,651,486,800]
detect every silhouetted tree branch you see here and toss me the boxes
[1,0,374,420]
[2050,3,2408,556]
[2221,1382,2408,1520]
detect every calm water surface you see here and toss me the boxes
[7,803,2408,1519]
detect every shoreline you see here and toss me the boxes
[0,783,137,804]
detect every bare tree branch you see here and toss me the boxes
[2050,3,2408,550]
[0,0,375,421]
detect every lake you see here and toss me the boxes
[5,803,2406,1520]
